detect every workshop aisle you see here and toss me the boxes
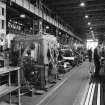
[21,61,91,105]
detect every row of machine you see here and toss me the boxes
[0,32,86,95]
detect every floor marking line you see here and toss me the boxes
[36,64,84,105]
[89,83,95,105]
[84,83,93,105]
[97,84,100,105]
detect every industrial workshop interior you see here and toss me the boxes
[0,0,105,105]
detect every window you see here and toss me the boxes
[2,20,4,29]
[2,8,4,16]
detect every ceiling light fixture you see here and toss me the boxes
[88,22,91,25]
[85,15,88,18]
[90,27,92,30]
[20,14,26,18]
[46,26,49,29]
[30,27,33,30]
[80,2,85,7]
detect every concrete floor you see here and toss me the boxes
[21,61,91,105]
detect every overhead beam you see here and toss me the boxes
[62,16,105,22]
[92,27,105,30]
[49,2,105,10]
[46,0,97,6]
[90,19,105,22]
[91,24,105,27]
[52,5,105,12]
[91,15,105,18]
[46,0,79,5]
[87,8,105,12]
[56,10,105,17]
[58,11,105,16]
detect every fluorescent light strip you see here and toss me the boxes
[97,84,100,105]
